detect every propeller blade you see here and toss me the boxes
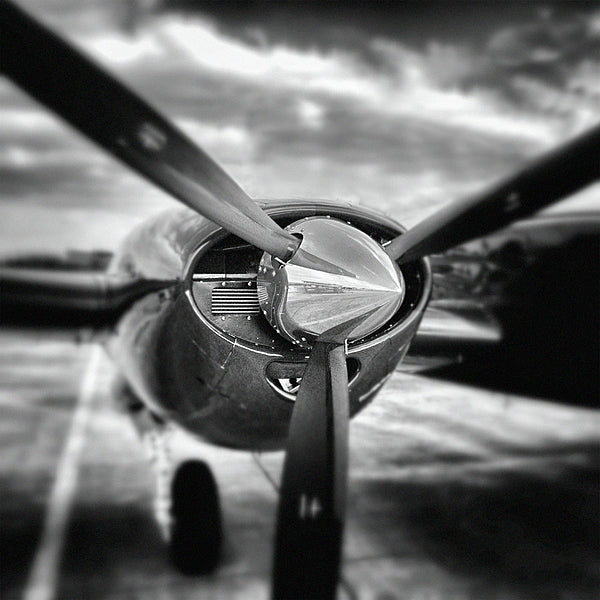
[0,1,298,260]
[386,123,600,263]
[272,342,349,600]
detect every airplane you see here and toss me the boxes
[1,1,599,598]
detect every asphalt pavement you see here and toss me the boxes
[1,332,598,600]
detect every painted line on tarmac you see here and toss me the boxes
[23,345,103,600]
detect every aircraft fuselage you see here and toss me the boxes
[106,201,432,449]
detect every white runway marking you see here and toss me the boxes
[23,345,103,600]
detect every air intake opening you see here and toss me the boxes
[265,358,360,401]
[211,283,260,314]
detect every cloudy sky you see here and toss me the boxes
[2,0,599,254]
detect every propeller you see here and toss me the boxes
[386,123,600,264]
[0,0,299,261]
[271,311,384,600]
[4,4,600,600]
[268,122,600,597]
[272,341,349,600]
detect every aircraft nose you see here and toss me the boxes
[257,217,405,346]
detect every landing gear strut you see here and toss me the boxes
[113,379,222,575]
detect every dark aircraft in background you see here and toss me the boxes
[1,1,598,598]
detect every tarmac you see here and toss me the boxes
[1,331,598,599]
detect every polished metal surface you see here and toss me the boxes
[257,217,405,346]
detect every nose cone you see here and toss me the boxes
[257,217,405,346]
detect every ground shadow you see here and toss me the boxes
[0,478,46,598]
[356,441,600,599]
[57,501,166,597]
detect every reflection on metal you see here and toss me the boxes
[257,217,405,346]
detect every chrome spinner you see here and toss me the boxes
[257,217,405,346]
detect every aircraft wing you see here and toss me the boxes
[2,213,598,405]
[406,212,600,407]
[0,253,171,336]
[410,300,502,355]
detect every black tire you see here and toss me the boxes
[169,460,222,575]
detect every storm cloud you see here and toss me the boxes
[1,1,599,252]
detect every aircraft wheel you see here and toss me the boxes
[169,460,222,574]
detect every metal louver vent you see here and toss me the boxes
[211,285,261,314]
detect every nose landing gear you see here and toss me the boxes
[169,460,222,575]
[113,379,222,575]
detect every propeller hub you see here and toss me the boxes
[257,217,405,347]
